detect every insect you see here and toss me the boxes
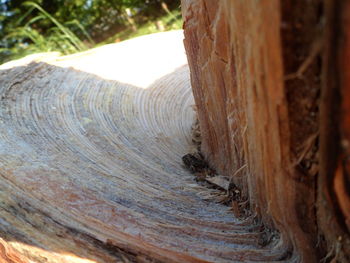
[182,152,208,173]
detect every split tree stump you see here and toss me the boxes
[1,0,350,262]
[0,31,290,263]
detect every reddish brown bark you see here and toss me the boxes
[0,239,30,263]
[182,0,349,261]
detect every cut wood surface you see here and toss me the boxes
[0,31,291,262]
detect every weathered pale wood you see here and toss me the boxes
[2,1,350,261]
[0,31,297,262]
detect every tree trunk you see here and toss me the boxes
[0,1,350,262]
[182,0,350,262]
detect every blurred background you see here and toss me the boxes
[0,0,182,64]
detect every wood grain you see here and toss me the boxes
[182,0,325,261]
[0,31,291,262]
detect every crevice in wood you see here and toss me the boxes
[318,0,350,261]
[182,116,282,250]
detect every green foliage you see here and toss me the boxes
[22,2,90,51]
[0,0,181,64]
[100,8,182,45]
[0,1,91,62]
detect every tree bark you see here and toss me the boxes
[182,0,350,262]
[1,1,350,262]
